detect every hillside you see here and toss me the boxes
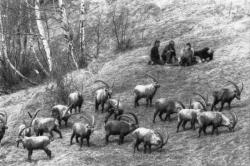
[0,0,250,166]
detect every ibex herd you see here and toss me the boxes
[0,72,244,161]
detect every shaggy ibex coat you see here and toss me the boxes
[197,111,238,137]
[0,111,8,143]
[68,91,84,113]
[16,115,52,161]
[190,92,210,110]
[105,112,139,145]
[211,81,243,111]
[153,99,185,123]
[94,80,114,112]
[104,99,124,123]
[51,104,71,126]
[132,127,169,153]
[134,73,160,108]
[70,113,95,147]
[28,110,62,139]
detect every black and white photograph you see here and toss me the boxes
[0,0,249,165]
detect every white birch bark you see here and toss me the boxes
[0,11,38,85]
[34,0,52,72]
[58,0,79,69]
[80,0,87,57]
[26,2,49,77]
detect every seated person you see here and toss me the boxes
[179,43,195,66]
[161,40,177,64]
[148,40,164,65]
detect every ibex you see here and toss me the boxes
[28,110,62,139]
[104,98,124,123]
[51,104,71,127]
[105,112,139,145]
[68,91,84,113]
[94,80,114,112]
[0,111,8,143]
[153,99,185,123]
[134,73,160,107]
[16,115,52,161]
[190,92,210,110]
[132,128,169,153]
[197,111,238,137]
[211,81,243,111]
[70,112,95,147]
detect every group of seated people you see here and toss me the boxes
[148,40,213,66]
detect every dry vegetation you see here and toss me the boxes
[0,0,250,166]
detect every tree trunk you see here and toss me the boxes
[31,44,50,77]
[80,0,87,65]
[58,0,79,69]
[27,2,49,77]
[34,0,53,72]
[0,11,38,85]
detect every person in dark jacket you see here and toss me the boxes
[179,43,195,66]
[161,40,177,64]
[148,40,164,65]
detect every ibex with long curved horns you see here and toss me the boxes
[104,98,124,123]
[190,92,210,110]
[16,115,52,161]
[70,112,95,147]
[197,111,238,137]
[134,73,160,108]
[68,91,84,113]
[94,80,114,113]
[211,81,243,111]
[153,99,185,123]
[105,112,139,145]
[28,109,62,139]
[132,128,169,154]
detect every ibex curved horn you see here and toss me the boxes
[65,104,74,115]
[193,92,207,106]
[111,80,115,88]
[94,80,110,88]
[23,120,28,127]
[152,131,169,152]
[0,116,5,125]
[0,111,7,124]
[30,109,41,127]
[118,115,134,122]
[145,73,158,83]
[28,112,32,118]
[117,98,120,109]
[189,99,192,109]
[240,82,244,94]
[230,111,238,130]
[18,127,27,137]
[197,101,207,111]
[126,112,139,125]
[176,101,185,110]
[227,80,240,94]
[91,114,95,126]
[93,86,107,94]
[81,111,94,126]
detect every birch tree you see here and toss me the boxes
[26,1,50,76]
[80,0,87,65]
[34,0,53,72]
[58,0,79,69]
[0,11,38,85]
